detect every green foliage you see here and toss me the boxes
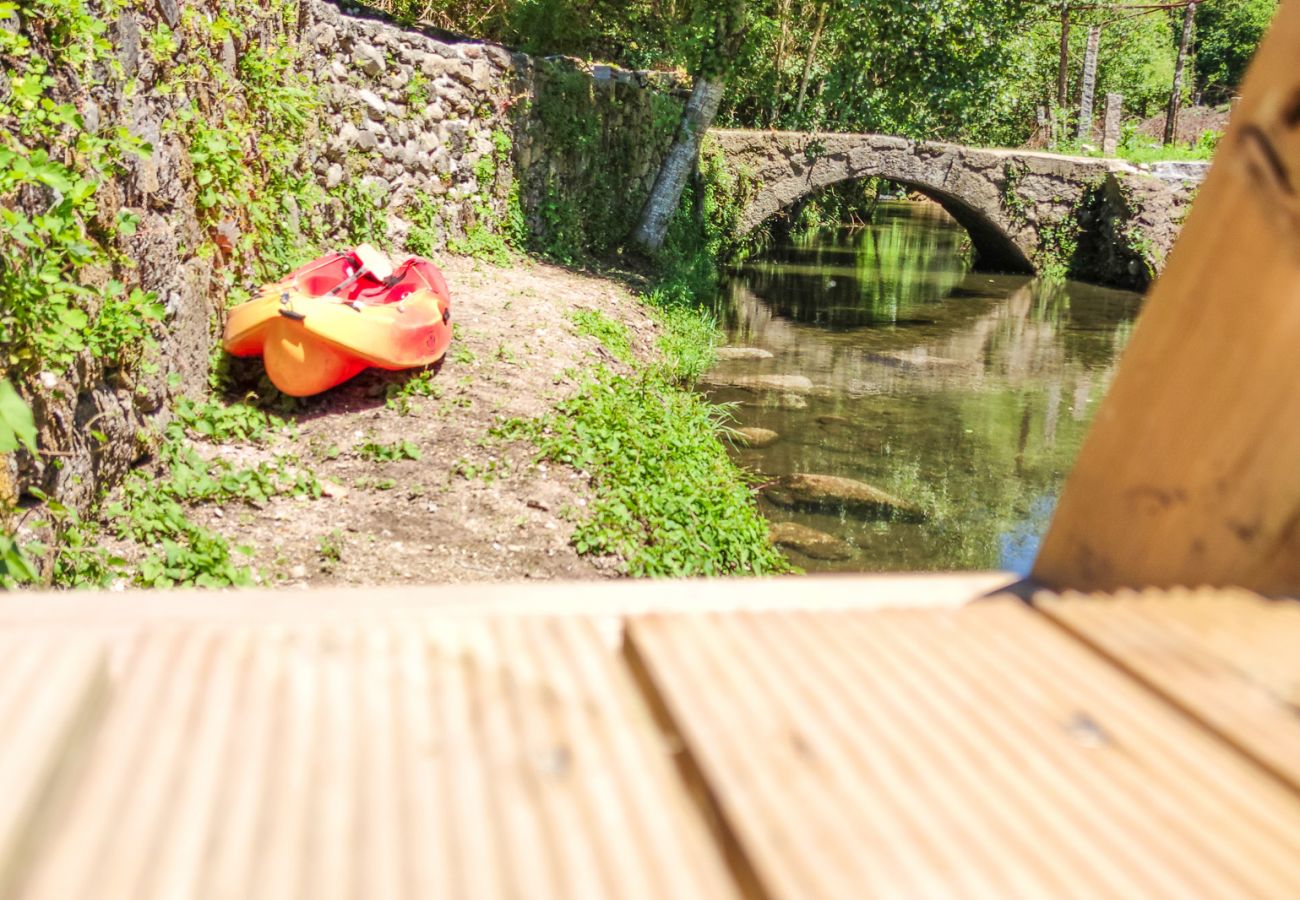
[450,345,478,365]
[405,197,443,258]
[0,0,159,374]
[501,368,790,576]
[1195,0,1277,103]
[334,178,390,247]
[652,302,718,384]
[521,66,682,262]
[355,438,422,461]
[372,0,1269,148]
[173,395,281,443]
[1036,218,1081,282]
[18,397,319,588]
[445,128,519,264]
[0,531,41,588]
[0,380,37,454]
[567,308,633,363]
[317,529,343,568]
[1051,125,1221,164]
[406,70,431,107]
[384,368,444,414]
[447,220,514,265]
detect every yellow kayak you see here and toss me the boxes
[223,245,453,397]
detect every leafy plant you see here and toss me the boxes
[449,345,478,366]
[567,308,633,363]
[317,529,344,568]
[384,368,444,413]
[500,367,790,577]
[355,438,423,462]
[0,379,37,454]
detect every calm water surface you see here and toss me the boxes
[703,200,1143,574]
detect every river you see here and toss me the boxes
[701,200,1143,574]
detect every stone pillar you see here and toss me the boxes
[1076,25,1101,144]
[1102,92,1122,157]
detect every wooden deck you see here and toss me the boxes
[1,574,1298,899]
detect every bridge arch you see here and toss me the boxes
[705,129,1192,285]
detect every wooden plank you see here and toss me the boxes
[0,572,1011,626]
[1039,588,1300,791]
[627,600,1300,899]
[0,637,106,896]
[1033,0,1300,593]
[8,619,740,900]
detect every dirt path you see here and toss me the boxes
[184,256,665,587]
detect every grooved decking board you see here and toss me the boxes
[6,619,740,900]
[1039,588,1300,792]
[0,637,106,895]
[0,573,1012,626]
[627,599,1300,899]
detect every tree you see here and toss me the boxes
[1194,0,1277,103]
[1164,0,1196,145]
[632,0,749,251]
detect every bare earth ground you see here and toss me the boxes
[123,255,668,587]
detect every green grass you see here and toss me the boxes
[652,302,718,384]
[1048,128,1220,165]
[6,398,320,589]
[355,438,422,462]
[567,308,633,363]
[497,368,791,577]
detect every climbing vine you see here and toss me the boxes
[0,0,160,376]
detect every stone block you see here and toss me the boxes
[357,88,387,119]
[1102,93,1123,158]
[353,43,385,77]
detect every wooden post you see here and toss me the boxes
[1102,92,1122,156]
[1077,25,1101,144]
[1034,0,1300,594]
[1164,1,1197,145]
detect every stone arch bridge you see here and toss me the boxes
[707,129,1204,287]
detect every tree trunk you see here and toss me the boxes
[793,2,827,120]
[631,77,726,252]
[1076,25,1100,143]
[1057,2,1071,110]
[768,0,792,126]
[1164,1,1197,145]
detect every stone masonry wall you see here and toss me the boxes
[4,0,684,513]
[302,3,686,260]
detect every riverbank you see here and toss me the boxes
[8,254,786,588]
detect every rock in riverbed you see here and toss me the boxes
[868,350,970,371]
[769,521,853,560]
[732,426,779,448]
[762,473,925,522]
[700,373,814,393]
[715,347,775,360]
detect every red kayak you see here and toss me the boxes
[223,245,453,396]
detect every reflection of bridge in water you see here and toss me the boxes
[707,273,1137,405]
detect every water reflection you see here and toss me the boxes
[703,201,1142,574]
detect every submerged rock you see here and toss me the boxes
[769,522,853,561]
[715,347,775,361]
[868,350,969,371]
[732,426,779,448]
[762,473,925,522]
[701,373,814,392]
